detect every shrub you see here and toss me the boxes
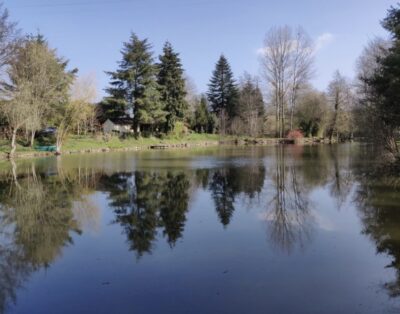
[286,129,304,139]
[167,121,189,139]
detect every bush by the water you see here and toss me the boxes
[287,130,304,140]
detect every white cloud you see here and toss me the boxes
[256,33,334,56]
[315,32,335,51]
[256,47,267,55]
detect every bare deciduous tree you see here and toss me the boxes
[327,71,354,142]
[0,3,19,78]
[288,28,315,130]
[260,26,315,138]
[55,101,84,154]
[237,73,265,137]
[261,26,292,138]
[70,73,98,135]
[1,84,30,156]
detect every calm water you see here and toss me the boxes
[0,144,400,314]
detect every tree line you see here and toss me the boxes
[0,2,399,159]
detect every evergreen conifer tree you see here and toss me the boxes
[157,42,187,132]
[207,55,239,118]
[104,33,166,134]
[360,5,400,154]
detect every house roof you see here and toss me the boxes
[105,118,133,126]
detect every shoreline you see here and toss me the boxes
[0,137,333,161]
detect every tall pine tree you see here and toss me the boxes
[157,42,187,132]
[207,55,239,118]
[104,33,166,134]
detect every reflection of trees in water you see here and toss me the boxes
[298,145,331,189]
[208,163,266,227]
[159,173,190,246]
[265,146,314,253]
[0,145,390,310]
[209,170,236,227]
[0,245,29,314]
[327,145,353,209]
[0,211,30,314]
[103,171,191,258]
[354,161,400,298]
[0,161,100,313]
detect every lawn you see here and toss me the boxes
[0,139,36,154]
[0,133,229,156]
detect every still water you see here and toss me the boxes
[0,144,400,314]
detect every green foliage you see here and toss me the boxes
[105,33,165,133]
[157,42,188,132]
[365,4,400,154]
[192,96,215,133]
[167,121,187,139]
[3,34,75,129]
[97,97,126,122]
[382,5,400,40]
[136,80,167,133]
[296,90,328,137]
[207,55,239,118]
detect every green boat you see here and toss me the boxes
[35,145,57,152]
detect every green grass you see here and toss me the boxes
[0,133,243,157]
[62,133,227,151]
[0,139,36,154]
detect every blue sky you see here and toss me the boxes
[4,0,398,97]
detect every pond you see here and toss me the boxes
[0,144,400,314]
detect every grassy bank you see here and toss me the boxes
[0,133,326,160]
[62,133,223,151]
[0,133,232,158]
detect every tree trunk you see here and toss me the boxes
[10,159,21,189]
[275,100,279,138]
[30,130,35,147]
[10,128,17,158]
[290,106,294,131]
[56,133,63,155]
[56,140,62,155]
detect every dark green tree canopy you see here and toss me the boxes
[104,33,165,133]
[382,5,400,40]
[191,95,216,133]
[369,5,400,128]
[193,96,209,133]
[363,4,400,155]
[157,41,187,132]
[207,55,239,118]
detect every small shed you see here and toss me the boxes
[102,118,133,134]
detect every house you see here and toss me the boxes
[102,118,134,135]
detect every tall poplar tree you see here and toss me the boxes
[104,33,166,134]
[157,42,187,132]
[207,55,238,119]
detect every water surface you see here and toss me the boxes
[1,144,400,314]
